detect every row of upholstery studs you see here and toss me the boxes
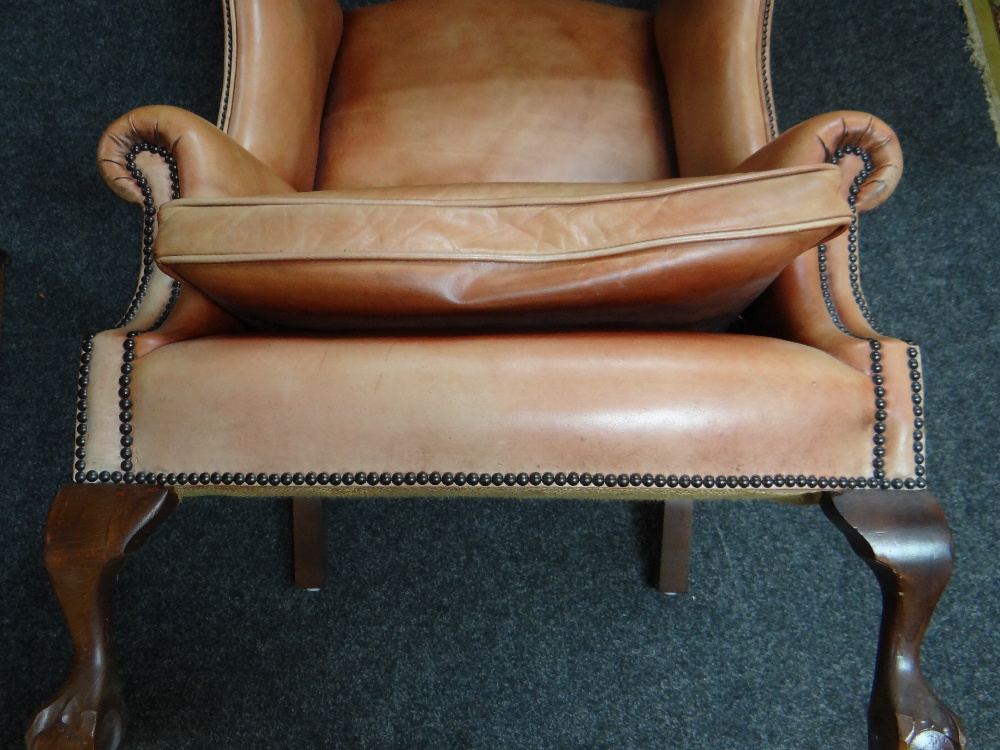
[869,339,892,480]
[906,343,927,477]
[118,145,184,475]
[825,144,927,480]
[73,333,97,474]
[77,143,180,478]
[817,146,873,336]
[220,0,233,126]
[115,142,180,328]
[813,146,915,484]
[117,283,182,476]
[835,145,885,334]
[815,145,930,482]
[761,0,776,138]
[73,469,926,491]
[817,146,888,483]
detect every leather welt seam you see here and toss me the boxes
[217,0,236,132]
[162,167,839,211]
[157,217,850,265]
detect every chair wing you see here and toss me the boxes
[219,0,344,191]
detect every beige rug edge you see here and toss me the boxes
[960,0,1000,147]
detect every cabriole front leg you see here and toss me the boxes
[26,484,178,750]
[822,490,966,750]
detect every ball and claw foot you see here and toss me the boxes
[872,690,967,750]
[26,484,178,750]
[823,489,967,750]
[25,676,124,750]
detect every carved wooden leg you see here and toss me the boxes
[26,483,178,750]
[822,490,966,750]
[658,499,693,594]
[292,497,326,590]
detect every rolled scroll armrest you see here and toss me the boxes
[737,111,903,212]
[98,105,296,209]
[97,105,294,332]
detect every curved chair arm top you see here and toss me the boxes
[737,111,903,212]
[97,105,296,207]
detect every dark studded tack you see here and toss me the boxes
[812,148,926,489]
[220,0,234,126]
[760,0,776,139]
[72,333,97,482]
[107,144,185,475]
[906,341,929,486]
[117,142,182,329]
[87,467,904,491]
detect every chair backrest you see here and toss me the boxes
[315,0,675,189]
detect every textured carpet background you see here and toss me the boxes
[1,1,998,748]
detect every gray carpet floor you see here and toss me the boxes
[1,1,997,748]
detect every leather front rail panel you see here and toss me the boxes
[154,166,850,332]
[75,330,891,483]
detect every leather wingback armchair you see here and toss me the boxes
[28,1,966,748]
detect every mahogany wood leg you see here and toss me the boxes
[822,490,966,750]
[26,483,178,750]
[292,497,326,590]
[657,499,693,594]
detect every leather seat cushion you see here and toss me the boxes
[154,165,850,332]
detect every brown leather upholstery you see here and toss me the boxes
[85,0,919,497]
[656,0,776,176]
[317,0,672,188]
[220,0,343,191]
[128,333,881,482]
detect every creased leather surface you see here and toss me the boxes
[122,332,876,479]
[317,0,672,188]
[155,166,850,331]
